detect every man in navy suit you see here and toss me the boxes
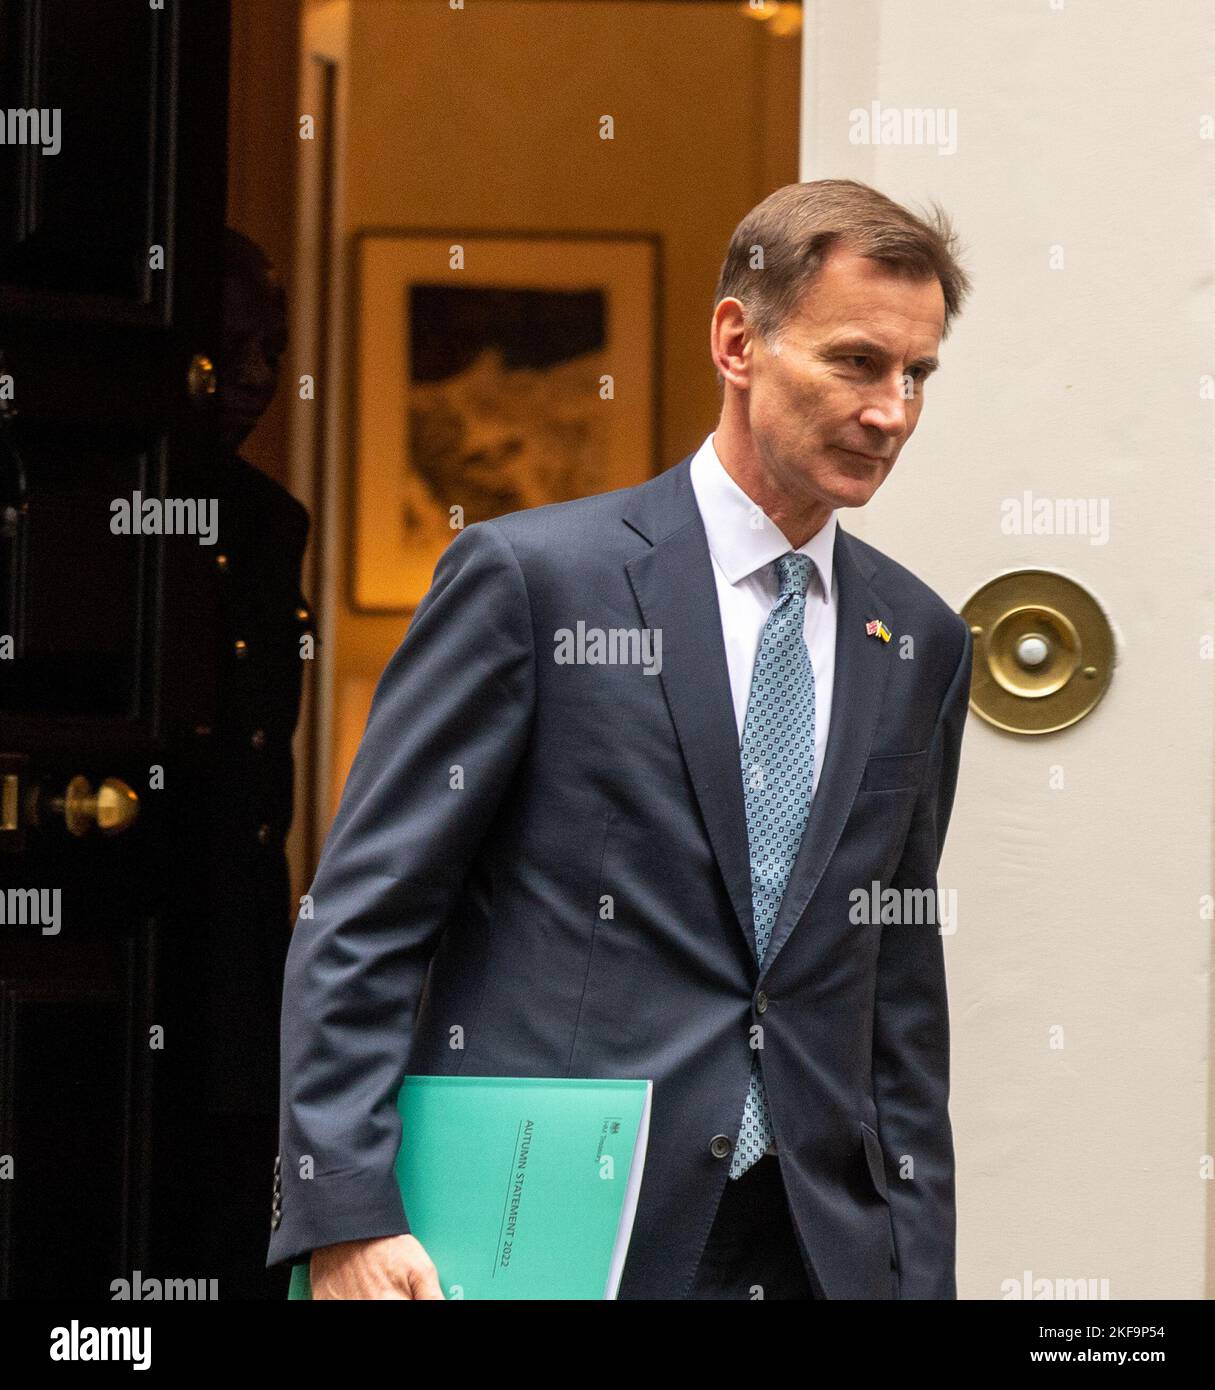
[268,179,974,1299]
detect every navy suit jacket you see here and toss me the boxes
[268,450,974,1299]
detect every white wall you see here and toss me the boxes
[802,0,1215,1298]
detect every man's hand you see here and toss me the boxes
[309,1234,446,1300]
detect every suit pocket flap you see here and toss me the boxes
[861,749,929,793]
[860,1120,891,1202]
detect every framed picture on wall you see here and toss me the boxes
[348,228,663,613]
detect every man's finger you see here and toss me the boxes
[409,1261,446,1300]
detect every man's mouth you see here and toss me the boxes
[836,446,892,464]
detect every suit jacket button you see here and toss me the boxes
[710,1134,732,1159]
[756,991,768,1014]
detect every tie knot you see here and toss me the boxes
[775,552,815,601]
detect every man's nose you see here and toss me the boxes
[857,375,911,436]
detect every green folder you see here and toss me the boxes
[287,1074,652,1300]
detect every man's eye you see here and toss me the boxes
[846,355,869,369]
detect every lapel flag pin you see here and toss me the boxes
[865,619,892,643]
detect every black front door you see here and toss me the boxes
[0,0,238,1299]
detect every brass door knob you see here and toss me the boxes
[51,775,141,836]
[187,353,217,402]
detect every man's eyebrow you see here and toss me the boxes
[824,337,940,374]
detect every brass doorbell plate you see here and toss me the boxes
[961,570,1114,734]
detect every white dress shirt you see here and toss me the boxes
[688,432,838,798]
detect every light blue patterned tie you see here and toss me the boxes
[730,552,817,1180]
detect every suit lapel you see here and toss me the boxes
[620,454,894,974]
[623,456,757,955]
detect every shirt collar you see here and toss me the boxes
[688,432,837,604]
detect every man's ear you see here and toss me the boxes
[712,297,753,391]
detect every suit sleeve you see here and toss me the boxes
[872,617,972,1299]
[268,520,536,1268]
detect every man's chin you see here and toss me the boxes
[824,475,886,510]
